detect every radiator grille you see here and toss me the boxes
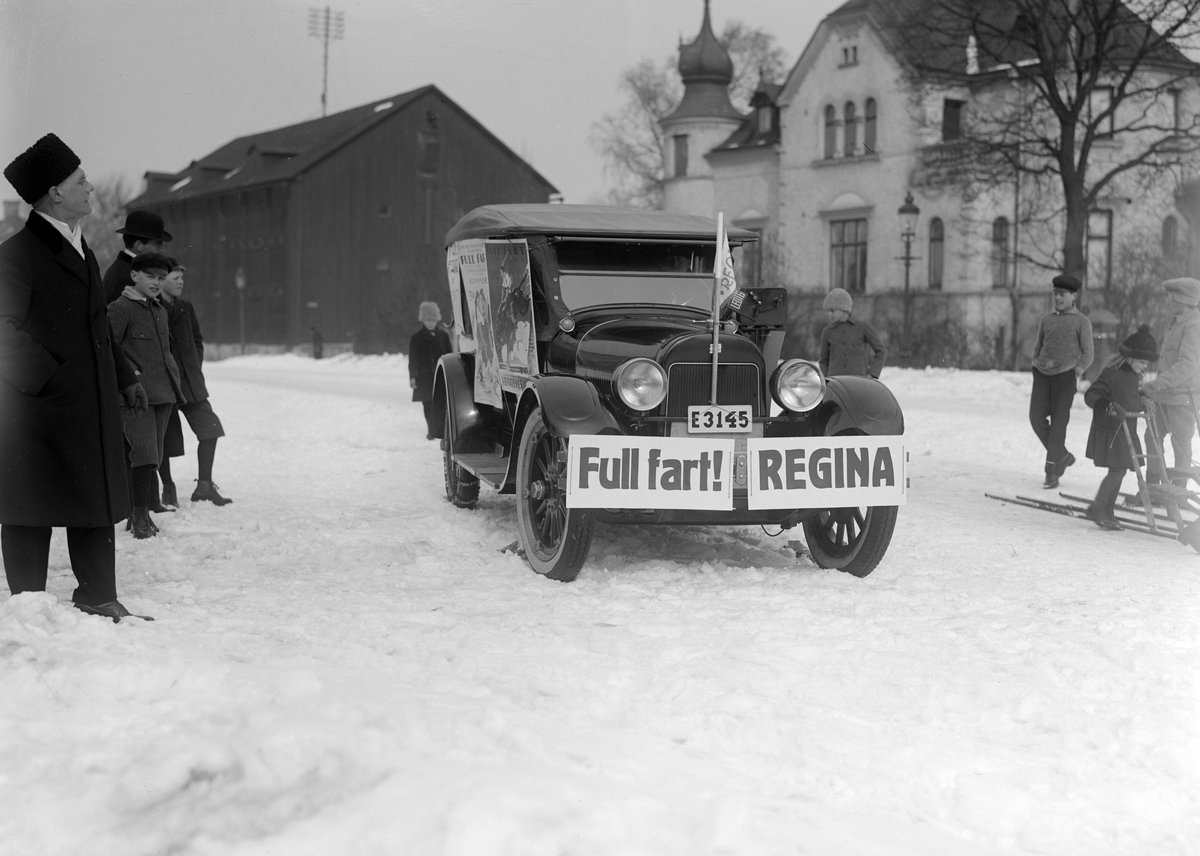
[664,363,760,416]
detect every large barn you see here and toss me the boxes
[128,85,558,353]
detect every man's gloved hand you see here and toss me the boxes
[1106,402,1128,421]
[121,383,148,414]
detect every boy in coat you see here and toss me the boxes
[108,253,183,538]
[159,259,231,506]
[1030,274,1094,489]
[410,301,452,439]
[1140,277,1200,487]
[1083,327,1158,529]
[817,288,887,379]
[1,133,150,622]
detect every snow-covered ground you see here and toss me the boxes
[1,355,1197,856]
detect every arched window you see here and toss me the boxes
[928,217,944,290]
[1163,216,1179,259]
[991,217,1010,288]
[844,101,857,156]
[824,105,837,159]
[864,98,877,153]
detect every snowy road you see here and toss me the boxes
[2,355,1197,855]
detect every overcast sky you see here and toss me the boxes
[0,0,847,207]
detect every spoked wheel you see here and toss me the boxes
[515,407,594,582]
[802,504,897,578]
[443,408,479,509]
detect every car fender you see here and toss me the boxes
[819,376,904,436]
[434,354,493,453]
[515,375,621,439]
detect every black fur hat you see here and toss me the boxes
[3,134,81,204]
[1119,325,1159,362]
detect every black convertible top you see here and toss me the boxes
[445,204,760,247]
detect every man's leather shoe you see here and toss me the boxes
[74,600,154,622]
[1055,452,1076,476]
[192,480,232,505]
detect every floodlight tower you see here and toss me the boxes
[308,6,345,117]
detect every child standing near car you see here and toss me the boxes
[818,288,887,379]
[108,252,183,538]
[1082,326,1159,530]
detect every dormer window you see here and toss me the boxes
[757,106,773,135]
[841,45,858,67]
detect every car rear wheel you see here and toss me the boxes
[515,407,594,582]
[443,408,479,509]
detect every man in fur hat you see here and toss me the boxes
[102,209,172,305]
[0,134,152,622]
[1141,277,1200,486]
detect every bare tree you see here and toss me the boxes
[896,0,1200,282]
[82,174,134,275]
[591,23,788,208]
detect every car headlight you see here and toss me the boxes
[771,359,825,412]
[613,358,667,411]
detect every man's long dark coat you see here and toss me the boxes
[0,214,135,527]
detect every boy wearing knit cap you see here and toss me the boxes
[1030,274,1094,489]
[1141,277,1200,487]
[818,288,887,379]
[1083,326,1158,529]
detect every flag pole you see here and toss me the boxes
[711,212,723,405]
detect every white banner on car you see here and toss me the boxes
[746,436,907,510]
[566,435,734,510]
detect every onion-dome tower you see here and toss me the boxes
[661,0,744,216]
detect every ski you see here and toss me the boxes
[985,493,1179,540]
[1058,493,1177,526]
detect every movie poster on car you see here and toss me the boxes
[566,435,735,510]
[455,239,502,407]
[746,436,907,510]
[484,241,535,392]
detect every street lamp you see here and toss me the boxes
[897,192,920,356]
[898,191,920,293]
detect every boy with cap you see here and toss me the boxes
[1030,274,1094,489]
[1083,326,1159,529]
[1,133,151,622]
[159,258,232,506]
[108,252,183,538]
[103,210,172,305]
[1140,277,1200,487]
[818,288,887,379]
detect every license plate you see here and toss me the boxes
[687,404,752,433]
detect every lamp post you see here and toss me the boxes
[898,192,920,354]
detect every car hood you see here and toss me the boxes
[569,316,761,381]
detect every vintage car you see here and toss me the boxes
[433,204,905,582]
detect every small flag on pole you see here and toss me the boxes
[715,214,740,313]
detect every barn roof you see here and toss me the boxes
[130,84,556,207]
[444,204,759,247]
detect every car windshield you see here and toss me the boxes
[555,240,717,311]
[559,272,714,310]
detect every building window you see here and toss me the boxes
[844,102,857,156]
[943,99,965,142]
[757,106,773,135]
[1090,86,1114,137]
[928,217,944,290]
[1164,215,1179,259]
[673,134,689,177]
[841,45,858,66]
[831,218,868,293]
[1087,209,1113,288]
[991,217,1010,288]
[824,105,837,159]
[864,98,877,153]
[418,131,440,176]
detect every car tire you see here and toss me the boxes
[515,407,594,582]
[802,504,898,578]
[443,408,479,509]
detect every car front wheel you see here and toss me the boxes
[443,408,480,509]
[515,407,594,582]
[802,504,898,578]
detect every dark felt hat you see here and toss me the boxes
[117,209,173,242]
[3,134,81,204]
[1118,325,1159,362]
[1051,274,1082,292]
[130,252,174,274]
